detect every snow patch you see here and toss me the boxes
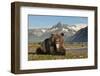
[41,29,46,32]
[50,28,58,32]
[62,28,68,32]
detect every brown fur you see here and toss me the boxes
[36,33,66,55]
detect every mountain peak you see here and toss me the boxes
[57,21,62,25]
[55,21,63,27]
[52,22,63,28]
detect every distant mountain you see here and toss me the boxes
[70,27,88,42]
[28,22,87,43]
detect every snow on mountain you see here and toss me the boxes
[50,22,87,33]
[68,24,87,31]
[41,29,46,33]
[71,26,88,42]
[62,28,68,32]
[28,22,87,43]
[49,28,58,32]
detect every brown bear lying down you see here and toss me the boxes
[36,33,66,55]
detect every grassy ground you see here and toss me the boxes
[28,50,87,60]
[28,42,88,61]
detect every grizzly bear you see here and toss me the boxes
[36,33,66,55]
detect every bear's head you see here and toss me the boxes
[50,33,64,49]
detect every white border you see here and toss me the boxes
[20,6,95,70]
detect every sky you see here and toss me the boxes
[28,15,88,29]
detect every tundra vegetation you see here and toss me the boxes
[28,42,88,61]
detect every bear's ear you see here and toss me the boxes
[61,33,64,36]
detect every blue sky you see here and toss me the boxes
[28,15,88,29]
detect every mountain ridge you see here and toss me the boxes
[28,22,87,43]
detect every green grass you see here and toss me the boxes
[28,50,87,60]
[28,42,88,61]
